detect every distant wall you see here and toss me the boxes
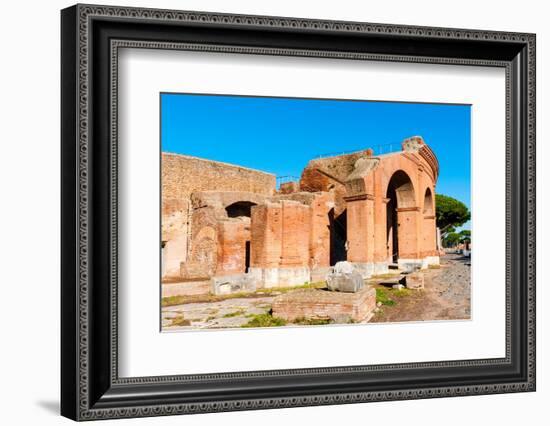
[161,153,275,278]
[162,153,275,201]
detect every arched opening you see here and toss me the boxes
[223,201,256,275]
[423,188,434,215]
[329,208,347,265]
[225,201,257,218]
[386,170,416,263]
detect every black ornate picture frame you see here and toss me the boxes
[61,4,536,421]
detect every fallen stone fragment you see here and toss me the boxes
[326,261,364,293]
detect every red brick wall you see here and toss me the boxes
[216,218,250,275]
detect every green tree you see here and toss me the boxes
[443,232,462,248]
[435,194,471,236]
[458,229,471,245]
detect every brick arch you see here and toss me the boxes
[385,169,417,208]
[423,187,434,215]
[225,201,257,218]
[420,186,438,258]
[385,169,419,262]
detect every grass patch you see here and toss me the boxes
[170,315,191,327]
[293,317,332,326]
[241,313,287,328]
[392,288,412,298]
[376,288,396,306]
[162,282,327,306]
[370,273,401,280]
[222,310,245,318]
[255,281,327,296]
[428,264,441,269]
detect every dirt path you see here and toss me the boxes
[371,253,471,323]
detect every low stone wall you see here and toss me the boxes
[161,280,211,298]
[248,266,310,288]
[272,287,376,323]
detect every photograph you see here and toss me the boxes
[57,3,536,420]
[160,93,472,331]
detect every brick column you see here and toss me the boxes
[421,214,438,257]
[280,201,310,267]
[396,206,420,259]
[250,203,282,268]
[345,193,375,277]
[215,218,250,275]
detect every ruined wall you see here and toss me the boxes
[300,149,372,216]
[249,201,311,287]
[342,137,439,270]
[162,153,276,201]
[216,218,251,276]
[162,137,440,289]
[161,153,275,278]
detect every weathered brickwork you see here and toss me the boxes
[272,287,376,323]
[162,136,440,294]
[216,218,251,276]
[161,153,275,277]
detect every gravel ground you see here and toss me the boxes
[371,253,471,323]
[163,253,471,330]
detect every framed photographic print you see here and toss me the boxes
[61,4,536,421]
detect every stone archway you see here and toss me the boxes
[423,187,434,215]
[386,170,417,263]
[225,201,257,218]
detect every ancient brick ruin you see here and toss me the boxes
[162,136,440,296]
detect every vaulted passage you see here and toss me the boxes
[386,170,416,262]
[225,201,257,218]
[329,208,347,266]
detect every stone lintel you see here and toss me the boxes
[343,193,375,202]
[396,206,420,212]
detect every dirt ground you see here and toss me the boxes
[370,253,471,323]
[162,253,471,330]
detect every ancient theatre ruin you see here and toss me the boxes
[162,136,440,297]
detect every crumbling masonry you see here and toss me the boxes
[162,136,439,296]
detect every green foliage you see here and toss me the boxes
[293,317,332,326]
[435,194,471,233]
[376,288,396,306]
[443,232,462,247]
[222,310,245,318]
[443,229,472,248]
[241,313,287,328]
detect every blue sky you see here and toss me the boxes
[161,93,471,230]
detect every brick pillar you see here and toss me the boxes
[421,214,437,257]
[250,203,282,268]
[345,194,375,266]
[373,197,388,263]
[216,218,250,275]
[280,201,311,267]
[309,193,332,270]
[396,207,420,259]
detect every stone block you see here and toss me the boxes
[211,274,257,295]
[326,261,364,293]
[405,272,424,290]
[272,286,376,323]
[398,259,422,273]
